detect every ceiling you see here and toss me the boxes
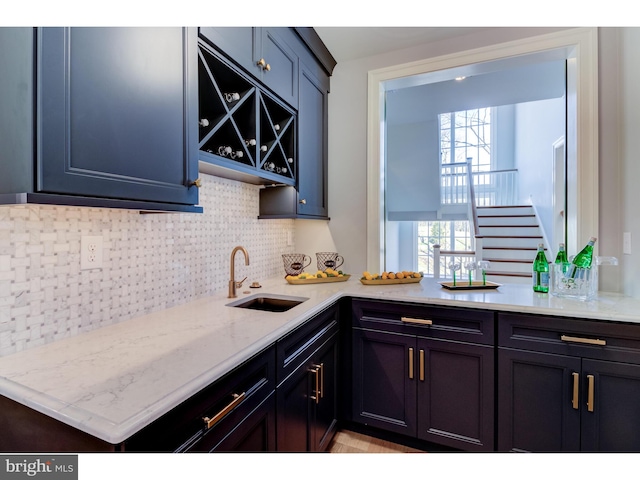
[313,27,492,63]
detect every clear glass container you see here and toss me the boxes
[550,256,618,300]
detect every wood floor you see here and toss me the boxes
[328,430,426,453]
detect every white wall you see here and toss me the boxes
[514,97,566,244]
[620,28,640,298]
[296,27,631,295]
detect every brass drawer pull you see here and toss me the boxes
[203,392,246,429]
[572,372,579,410]
[587,374,595,412]
[310,366,320,404]
[401,317,433,326]
[560,335,606,346]
[419,349,425,382]
[312,364,324,401]
[408,348,414,379]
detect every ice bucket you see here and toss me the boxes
[550,256,618,300]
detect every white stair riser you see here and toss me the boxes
[482,248,538,261]
[481,237,543,249]
[479,226,542,237]
[485,262,532,274]
[477,216,538,226]
[476,206,534,217]
[485,274,532,285]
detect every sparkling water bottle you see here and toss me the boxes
[554,243,569,273]
[532,243,549,293]
[565,237,597,279]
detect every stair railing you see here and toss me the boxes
[433,244,477,280]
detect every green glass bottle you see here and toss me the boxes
[554,243,569,273]
[566,237,597,278]
[532,243,549,293]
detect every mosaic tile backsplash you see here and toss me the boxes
[0,174,295,357]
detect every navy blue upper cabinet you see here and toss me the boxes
[256,28,299,109]
[0,28,201,211]
[198,27,255,74]
[36,28,200,208]
[199,27,299,109]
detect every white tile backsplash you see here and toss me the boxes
[0,173,295,357]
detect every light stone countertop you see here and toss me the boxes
[0,276,639,445]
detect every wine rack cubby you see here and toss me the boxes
[198,40,296,185]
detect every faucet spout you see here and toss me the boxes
[229,246,250,298]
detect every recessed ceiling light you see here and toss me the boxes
[455,76,466,81]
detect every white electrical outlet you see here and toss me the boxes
[81,235,103,270]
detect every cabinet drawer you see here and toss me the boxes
[498,312,640,364]
[352,299,494,346]
[125,345,276,452]
[276,305,339,384]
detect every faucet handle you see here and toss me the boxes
[235,276,248,288]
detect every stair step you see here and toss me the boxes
[477,216,538,226]
[481,236,543,249]
[476,205,534,217]
[478,226,541,236]
[483,249,538,261]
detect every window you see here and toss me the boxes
[416,107,493,277]
[417,220,472,276]
[440,108,492,172]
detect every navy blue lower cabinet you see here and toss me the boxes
[497,348,581,452]
[350,299,495,452]
[275,305,340,452]
[416,339,494,451]
[498,312,640,452]
[580,359,640,452]
[351,328,417,437]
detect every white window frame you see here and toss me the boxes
[367,28,598,272]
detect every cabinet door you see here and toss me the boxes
[206,393,276,452]
[311,332,339,452]
[417,339,494,451]
[37,27,198,205]
[276,357,313,452]
[297,60,329,218]
[352,328,417,436]
[498,348,581,452]
[256,28,298,109]
[581,359,640,452]
[198,27,255,74]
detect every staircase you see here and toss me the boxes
[476,205,546,284]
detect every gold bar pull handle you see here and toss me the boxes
[419,349,425,382]
[408,348,414,380]
[572,372,579,409]
[587,374,595,412]
[312,364,324,400]
[203,392,246,429]
[561,335,606,346]
[401,317,433,326]
[309,366,320,404]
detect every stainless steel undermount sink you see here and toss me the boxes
[226,294,309,312]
